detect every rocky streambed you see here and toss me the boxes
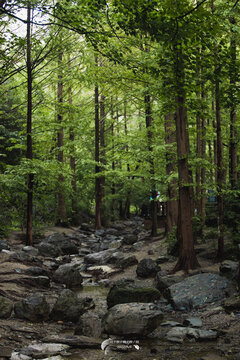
[0,218,240,360]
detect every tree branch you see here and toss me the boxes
[177,0,209,19]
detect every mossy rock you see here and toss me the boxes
[107,279,161,308]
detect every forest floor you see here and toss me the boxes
[0,223,240,360]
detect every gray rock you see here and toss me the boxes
[53,263,83,288]
[183,317,202,328]
[22,246,39,256]
[37,242,62,257]
[84,249,113,265]
[37,233,78,257]
[161,321,182,327]
[123,234,138,245]
[104,302,163,336]
[155,272,185,292]
[166,327,218,343]
[34,276,50,287]
[156,256,171,264]
[50,289,84,323]
[25,266,49,277]
[107,279,161,308]
[220,260,239,279]
[0,240,10,251]
[136,258,159,278]
[116,254,138,269]
[75,312,103,337]
[0,296,13,318]
[10,251,33,263]
[166,273,230,310]
[20,343,70,358]
[14,293,50,322]
[11,352,31,360]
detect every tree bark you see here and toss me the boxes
[95,80,101,229]
[145,93,157,237]
[26,3,33,246]
[99,93,106,225]
[124,100,130,219]
[173,41,200,272]
[56,50,67,225]
[229,15,238,189]
[165,112,178,233]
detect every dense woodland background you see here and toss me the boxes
[0,0,240,271]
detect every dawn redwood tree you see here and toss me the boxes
[26,2,33,246]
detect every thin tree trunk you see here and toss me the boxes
[110,98,115,220]
[26,3,33,246]
[145,93,157,237]
[95,65,101,229]
[68,86,77,221]
[215,63,224,259]
[124,100,131,219]
[165,112,178,233]
[56,50,67,225]
[229,15,238,189]
[173,41,200,272]
[99,93,106,225]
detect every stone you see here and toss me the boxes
[53,263,83,288]
[183,317,202,328]
[14,293,50,322]
[20,343,70,358]
[25,266,49,277]
[34,276,50,287]
[165,273,230,311]
[166,327,218,343]
[50,289,84,323]
[47,233,79,255]
[84,249,113,265]
[43,335,102,349]
[155,272,185,292]
[104,302,163,336]
[116,254,138,269]
[136,258,159,278]
[122,234,138,245]
[11,352,31,360]
[220,260,239,279]
[0,296,13,318]
[0,240,10,251]
[161,321,182,327]
[75,312,103,337]
[10,251,33,263]
[22,246,39,256]
[37,242,62,257]
[156,256,171,264]
[107,279,161,308]
[87,265,118,275]
[223,296,240,312]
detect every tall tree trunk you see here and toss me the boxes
[173,41,200,272]
[95,75,101,229]
[26,3,33,246]
[111,100,115,221]
[165,112,178,233]
[124,100,130,219]
[68,86,77,221]
[215,62,224,259]
[145,93,157,237]
[200,86,207,222]
[56,50,67,225]
[99,93,106,225]
[229,15,238,190]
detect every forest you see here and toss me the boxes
[0,0,240,273]
[1,1,240,360]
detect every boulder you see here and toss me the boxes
[75,312,103,337]
[14,293,50,322]
[53,263,83,288]
[183,317,202,328]
[107,279,161,308]
[84,249,113,265]
[0,296,13,318]
[165,273,230,311]
[50,289,84,323]
[37,242,62,257]
[136,258,159,278]
[155,272,185,292]
[116,254,138,269]
[25,266,49,277]
[104,302,163,336]
[122,234,138,245]
[22,246,39,256]
[166,327,218,343]
[37,233,78,257]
